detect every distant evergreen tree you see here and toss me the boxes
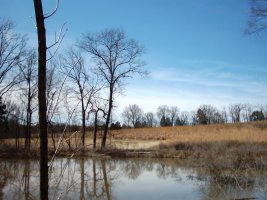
[165,117,172,126]
[197,108,207,125]
[175,118,182,126]
[134,120,142,128]
[160,116,172,127]
[160,116,166,127]
[134,119,147,128]
[251,110,265,121]
[110,121,121,130]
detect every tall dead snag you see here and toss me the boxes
[32,0,48,199]
[33,0,63,199]
[79,29,145,148]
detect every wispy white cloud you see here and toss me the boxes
[116,60,267,115]
[150,60,267,94]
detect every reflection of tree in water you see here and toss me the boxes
[0,161,11,199]
[78,159,119,200]
[119,159,143,180]
[155,163,179,179]
[50,158,79,199]
[23,159,30,199]
[122,159,192,180]
[0,159,39,199]
[199,181,255,200]
[1,158,267,200]
[117,159,267,200]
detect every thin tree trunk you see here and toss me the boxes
[101,160,111,200]
[32,1,48,199]
[49,123,56,151]
[93,159,96,195]
[81,100,86,148]
[101,86,113,148]
[29,110,32,150]
[80,157,85,200]
[93,110,98,149]
[25,83,31,151]
[24,159,30,199]
[25,108,29,149]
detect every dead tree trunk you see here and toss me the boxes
[32,0,48,199]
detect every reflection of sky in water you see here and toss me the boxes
[115,170,200,200]
[1,158,267,200]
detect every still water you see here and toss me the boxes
[0,158,266,200]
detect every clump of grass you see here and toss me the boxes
[156,139,267,172]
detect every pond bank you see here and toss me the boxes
[1,121,267,174]
[1,139,267,172]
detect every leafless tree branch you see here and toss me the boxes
[46,23,68,61]
[246,0,267,34]
[44,0,60,19]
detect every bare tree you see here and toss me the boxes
[156,105,169,120]
[168,106,179,126]
[190,111,198,125]
[79,29,145,148]
[246,0,267,34]
[122,104,143,128]
[242,103,253,122]
[175,111,189,126]
[228,104,244,123]
[61,48,100,147]
[228,105,235,123]
[0,19,26,96]
[46,59,66,150]
[122,107,131,127]
[18,50,38,150]
[145,112,155,127]
[221,106,228,123]
[233,104,244,123]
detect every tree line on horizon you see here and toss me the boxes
[119,103,267,128]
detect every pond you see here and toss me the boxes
[0,158,266,200]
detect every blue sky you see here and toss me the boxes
[1,0,267,114]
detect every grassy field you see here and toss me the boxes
[112,120,267,143]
